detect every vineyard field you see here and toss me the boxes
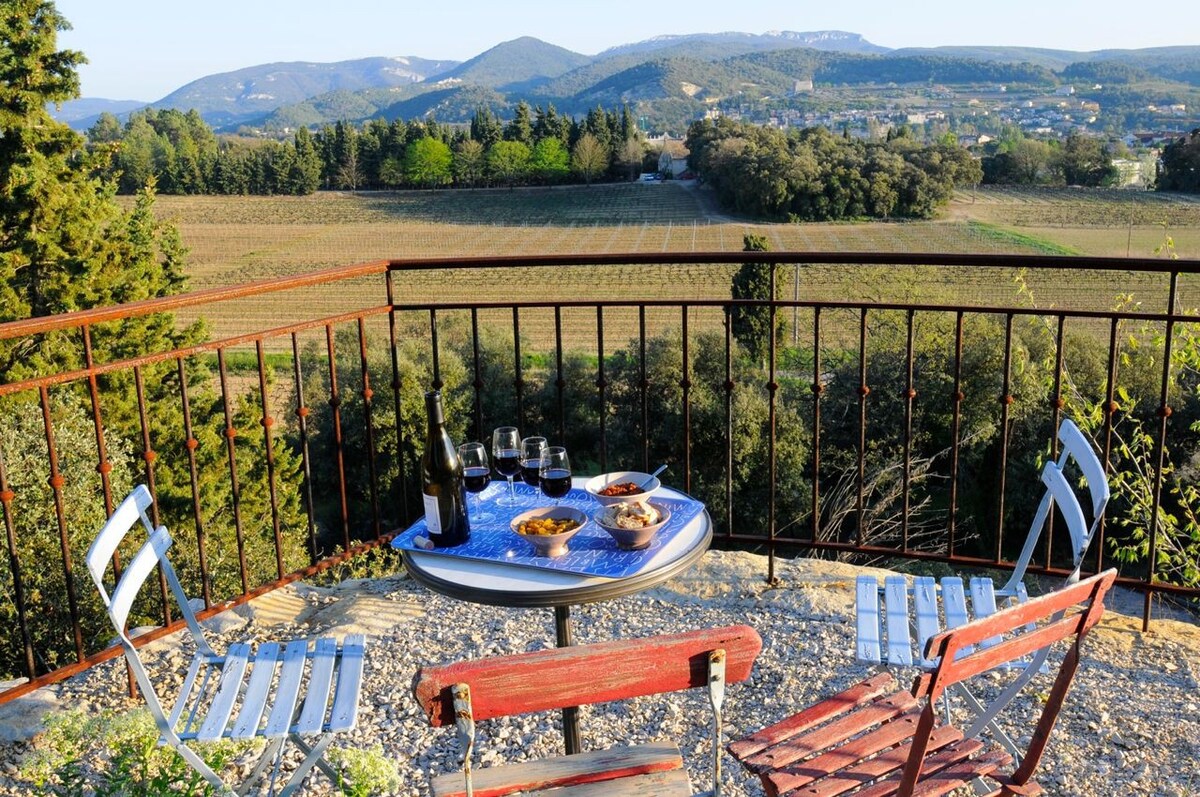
[141,183,1200,351]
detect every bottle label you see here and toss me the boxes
[423,493,442,535]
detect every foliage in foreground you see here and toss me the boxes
[19,706,400,796]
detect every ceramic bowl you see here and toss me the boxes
[594,502,671,551]
[509,505,588,557]
[583,471,660,507]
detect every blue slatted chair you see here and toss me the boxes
[86,485,365,796]
[854,418,1109,754]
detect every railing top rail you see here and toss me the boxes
[0,258,392,341]
[384,251,1200,273]
[3,251,1196,342]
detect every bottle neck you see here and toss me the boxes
[425,390,445,427]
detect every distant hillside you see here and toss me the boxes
[436,37,592,90]
[258,46,1068,129]
[891,45,1200,86]
[69,31,1200,135]
[48,97,146,130]
[599,30,887,58]
[153,56,459,128]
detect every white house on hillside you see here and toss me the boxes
[658,138,690,178]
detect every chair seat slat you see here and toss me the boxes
[913,576,941,667]
[168,653,207,733]
[328,635,365,732]
[522,767,691,796]
[767,724,968,797]
[884,577,913,666]
[429,740,684,797]
[231,642,281,739]
[855,576,882,664]
[197,643,251,741]
[296,637,338,734]
[845,739,1003,797]
[940,577,974,658]
[729,672,897,762]
[970,578,1003,649]
[264,640,310,737]
[744,692,917,772]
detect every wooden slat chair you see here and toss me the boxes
[412,624,763,797]
[731,569,1116,797]
[85,486,366,796]
[855,418,1108,751]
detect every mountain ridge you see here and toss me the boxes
[56,31,1200,132]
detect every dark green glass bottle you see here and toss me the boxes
[421,390,470,547]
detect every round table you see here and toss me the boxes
[398,479,712,753]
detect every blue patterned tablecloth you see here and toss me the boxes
[391,481,705,579]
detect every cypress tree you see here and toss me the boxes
[0,0,198,380]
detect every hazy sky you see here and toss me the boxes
[55,0,1200,101]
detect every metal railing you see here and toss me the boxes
[1,251,1198,705]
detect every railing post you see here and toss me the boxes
[1144,270,1180,630]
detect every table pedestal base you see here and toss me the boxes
[554,605,582,755]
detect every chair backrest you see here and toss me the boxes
[899,569,1116,796]
[86,486,214,733]
[1002,419,1109,592]
[413,624,762,727]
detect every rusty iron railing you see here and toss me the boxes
[1,251,1199,706]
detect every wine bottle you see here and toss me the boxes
[421,390,470,547]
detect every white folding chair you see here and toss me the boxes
[86,485,365,796]
[854,418,1109,755]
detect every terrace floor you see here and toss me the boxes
[1,551,1197,796]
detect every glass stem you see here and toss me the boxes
[508,476,515,503]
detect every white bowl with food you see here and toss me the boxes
[509,506,588,557]
[594,501,670,550]
[584,471,660,507]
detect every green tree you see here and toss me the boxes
[504,100,533,146]
[469,106,502,147]
[0,2,194,376]
[730,234,783,366]
[403,136,453,188]
[571,133,608,185]
[533,103,570,145]
[1056,132,1117,187]
[529,137,569,184]
[486,139,531,187]
[453,138,486,186]
[1157,129,1200,192]
[617,137,644,181]
[86,111,122,143]
[288,126,321,194]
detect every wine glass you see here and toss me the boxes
[492,426,521,507]
[458,442,494,524]
[539,446,572,505]
[520,436,547,490]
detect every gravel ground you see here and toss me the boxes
[0,550,1197,795]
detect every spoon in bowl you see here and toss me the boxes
[641,464,667,489]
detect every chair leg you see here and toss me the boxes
[955,684,1022,761]
[237,737,285,796]
[171,741,228,792]
[293,734,341,783]
[279,733,337,797]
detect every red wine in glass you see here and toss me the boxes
[494,450,521,477]
[521,461,542,487]
[539,446,572,504]
[520,436,547,487]
[492,426,522,507]
[458,442,495,523]
[540,469,571,499]
[463,466,491,493]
